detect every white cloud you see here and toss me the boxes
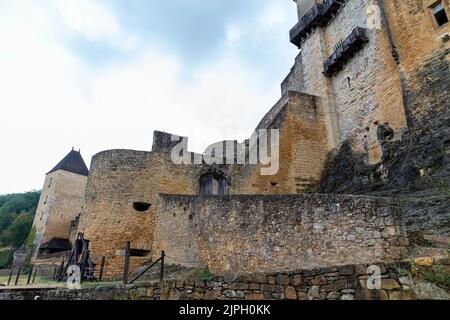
[225,25,242,45]
[87,48,278,152]
[258,2,288,27]
[55,0,119,39]
[53,0,139,51]
[0,0,296,194]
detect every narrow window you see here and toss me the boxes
[44,195,48,204]
[48,178,53,188]
[431,2,449,27]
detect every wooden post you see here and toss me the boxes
[7,268,14,286]
[123,241,131,285]
[27,267,33,285]
[32,267,38,283]
[57,260,65,282]
[160,251,165,282]
[52,265,57,280]
[14,266,22,286]
[98,256,105,282]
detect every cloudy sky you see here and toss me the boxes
[0,0,298,194]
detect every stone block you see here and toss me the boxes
[307,286,320,300]
[334,279,348,291]
[230,283,249,290]
[290,274,303,286]
[267,276,276,284]
[338,265,355,276]
[271,292,284,300]
[389,291,415,300]
[297,291,307,300]
[312,275,328,285]
[249,283,260,290]
[284,286,297,300]
[414,257,434,267]
[261,284,275,292]
[380,279,400,290]
[252,274,267,284]
[327,292,340,300]
[204,290,221,300]
[355,289,389,300]
[276,274,290,286]
[245,293,265,300]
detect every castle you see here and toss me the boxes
[31,0,449,279]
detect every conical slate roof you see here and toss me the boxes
[47,149,89,176]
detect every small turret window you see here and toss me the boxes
[133,202,152,212]
[430,2,449,27]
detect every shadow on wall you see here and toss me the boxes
[320,116,450,194]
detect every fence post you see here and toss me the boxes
[52,265,57,280]
[27,266,33,285]
[123,241,131,285]
[14,266,22,286]
[98,256,105,282]
[160,251,165,282]
[32,267,38,284]
[57,260,65,282]
[7,268,14,286]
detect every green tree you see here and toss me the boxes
[0,191,40,248]
[1,213,34,248]
[0,212,16,232]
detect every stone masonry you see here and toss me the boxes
[5,259,450,300]
[32,0,449,285]
[155,194,408,274]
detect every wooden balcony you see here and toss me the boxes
[323,27,369,77]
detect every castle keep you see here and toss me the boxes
[32,0,449,279]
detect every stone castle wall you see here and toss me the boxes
[77,90,331,278]
[155,194,408,274]
[384,0,450,128]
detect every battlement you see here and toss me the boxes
[290,0,345,47]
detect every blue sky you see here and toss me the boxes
[0,0,298,194]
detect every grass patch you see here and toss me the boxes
[191,268,214,281]
[0,274,61,287]
[421,265,450,288]
[81,280,123,289]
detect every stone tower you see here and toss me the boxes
[288,0,449,163]
[31,149,89,259]
[288,0,409,163]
